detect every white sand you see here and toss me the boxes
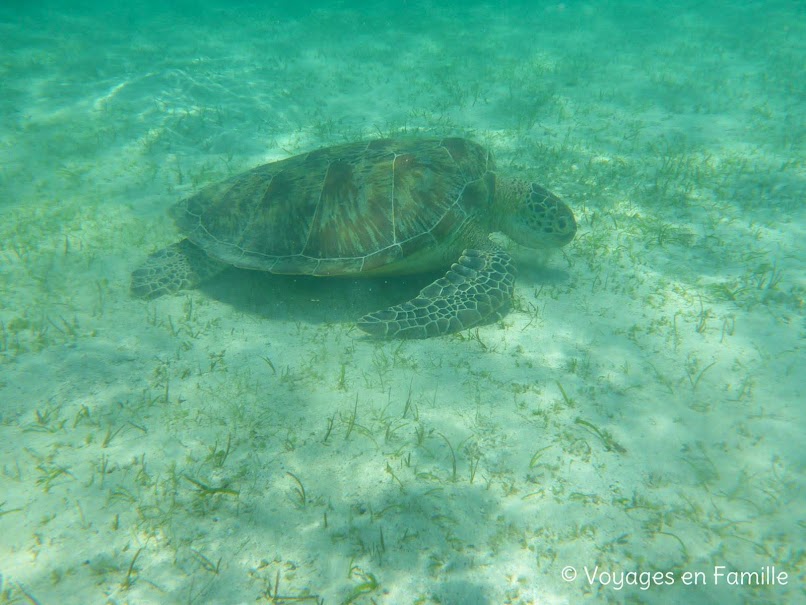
[0,2,803,604]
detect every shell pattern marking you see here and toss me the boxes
[173,138,494,276]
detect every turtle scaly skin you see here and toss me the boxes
[131,238,225,300]
[357,249,515,339]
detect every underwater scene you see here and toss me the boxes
[0,1,803,603]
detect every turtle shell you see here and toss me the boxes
[171,137,495,276]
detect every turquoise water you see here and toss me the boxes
[0,2,803,604]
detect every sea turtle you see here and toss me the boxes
[131,137,576,338]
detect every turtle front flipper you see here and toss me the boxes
[358,249,516,339]
[130,238,226,300]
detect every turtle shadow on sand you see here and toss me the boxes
[198,263,572,331]
[200,268,438,328]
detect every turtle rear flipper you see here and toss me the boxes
[131,238,226,300]
[358,249,516,339]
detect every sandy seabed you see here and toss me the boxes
[0,2,803,604]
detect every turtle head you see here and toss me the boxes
[502,182,576,249]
